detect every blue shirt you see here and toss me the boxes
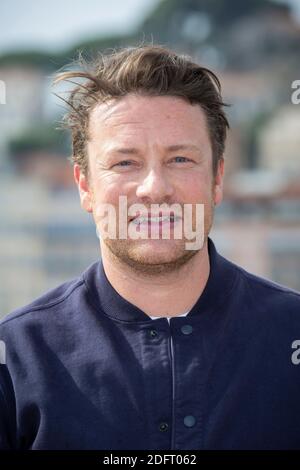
[1,238,300,450]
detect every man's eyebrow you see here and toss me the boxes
[106,147,140,155]
[166,144,201,152]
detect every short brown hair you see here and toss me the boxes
[54,45,229,176]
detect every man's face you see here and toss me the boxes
[75,94,224,274]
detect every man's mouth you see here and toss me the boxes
[129,213,181,226]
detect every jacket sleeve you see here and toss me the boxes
[0,364,17,450]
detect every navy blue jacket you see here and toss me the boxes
[1,238,300,450]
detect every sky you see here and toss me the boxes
[0,0,161,54]
[1,0,299,56]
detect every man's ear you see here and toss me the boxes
[74,164,93,213]
[213,157,224,206]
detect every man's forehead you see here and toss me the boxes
[90,97,130,123]
[89,94,207,133]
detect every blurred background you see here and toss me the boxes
[0,0,300,318]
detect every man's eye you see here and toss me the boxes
[115,160,133,167]
[173,156,191,163]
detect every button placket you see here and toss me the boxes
[145,323,171,442]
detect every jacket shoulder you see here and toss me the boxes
[235,263,300,312]
[0,273,85,328]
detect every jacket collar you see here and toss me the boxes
[83,237,238,323]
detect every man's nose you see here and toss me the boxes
[136,167,174,202]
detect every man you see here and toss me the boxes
[0,45,300,451]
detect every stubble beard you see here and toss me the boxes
[101,201,215,276]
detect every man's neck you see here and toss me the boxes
[100,241,210,318]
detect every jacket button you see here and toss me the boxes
[159,422,169,432]
[181,324,193,335]
[149,329,158,338]
[184,415,196,428]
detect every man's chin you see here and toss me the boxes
[103,239,199,275]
